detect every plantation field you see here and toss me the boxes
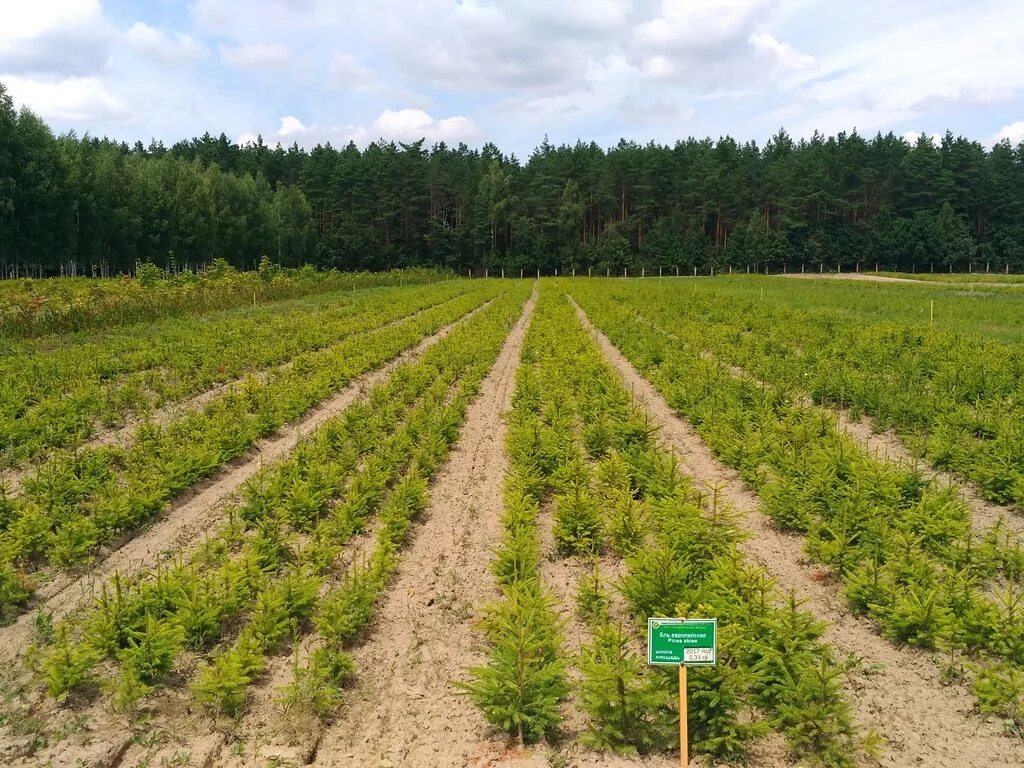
[2,273,1024,768]
[739,274,1024,341]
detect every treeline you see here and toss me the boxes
[0,84,315,278]
[3,80,1024,276]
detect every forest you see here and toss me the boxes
[2,80,1023,277]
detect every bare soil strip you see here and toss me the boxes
[0,298,459,498]
[570,298,1024,768]
[291,289,534,768]
[780,272,930,285]
[534,504,731,768]
[535,498,598,737]
[780,272,1024,289]
[0,299,493,669]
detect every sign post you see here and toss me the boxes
[648,618,717,767]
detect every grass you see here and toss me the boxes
[688,274,1024,343]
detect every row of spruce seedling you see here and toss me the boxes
[0,280,472,468]
[604,280,1024,510]
[29,287,530,720]
[464,289,862,764]
[573,282,1024,731]
[0,283,504,622]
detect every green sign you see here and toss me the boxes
[647,618,717,666]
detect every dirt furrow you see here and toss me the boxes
[536,498,596,737]
[571,297,1024,768]
[0,299,493,669]
[308,289,536,768]
[190,513,388,768]
[535,505,705,768]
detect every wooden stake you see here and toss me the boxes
[679,665,688,767]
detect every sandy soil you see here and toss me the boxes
[781,272,928,285]
[570,297,1024,768]
[186,514,388,768]
[535,498,609,738]
[0,300,500,768]
[0,299,494,670]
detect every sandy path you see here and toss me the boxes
[302,288,536,768]
[780,272,927,285]
[779,272,1024,288]
[570,297,1024,768]
[0,296,463,498]
[0,299,494,668]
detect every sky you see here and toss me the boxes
[2,0,1023,157]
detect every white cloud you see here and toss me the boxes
[794,3,1024,118]
[4,74,129,122]
[220,43,293,70]
[371,109,480,143]
[330,53,376,89]
[0,0,111,76]
[902,130,942,145]
[126,22,206,63]
[627,0,816,93]
[279,115,308,136]
[640,55,675,81]
[618,95,695,124]
[749,32,816,71]
[3,0,1023,157]
[635,0,774,52]
[244,109,481,148]
[2,1,102,41]
[498,51,695,130]
[515,0,632,36]
[993,121,1024,145]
